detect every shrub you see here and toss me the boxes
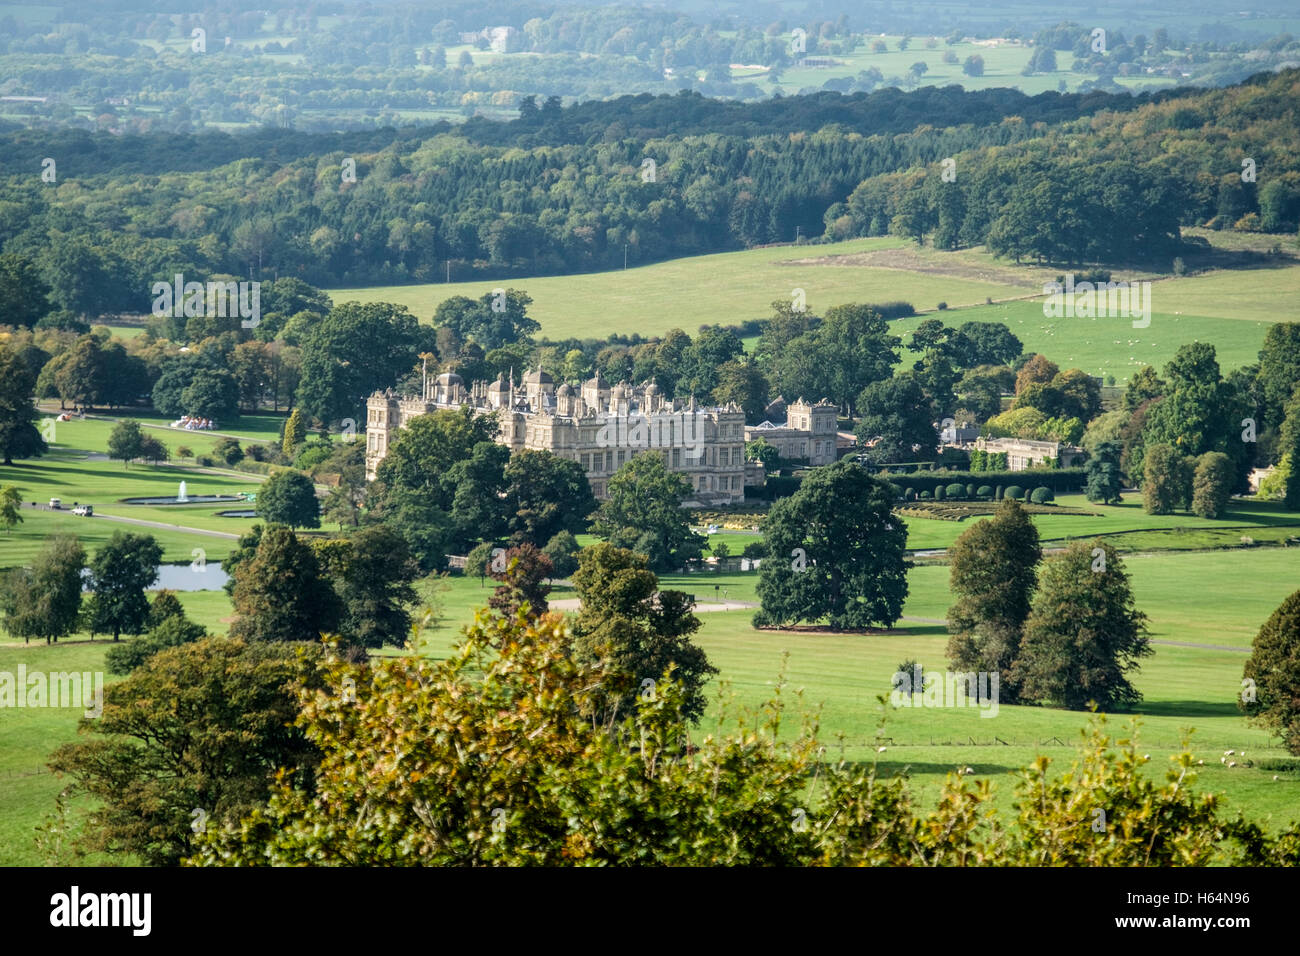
[245,444,268,462]
[976,485,993,499]
[197,455,214,467]
[919,490,932,500]
[1030,486,1053,504]
[937,301,948,311]
[1005,485,1025,501]
[994,485,1003,500]
[177,446,193,459]
[935,485,945,500]
[946,483,966,499]
[904,487,916,501]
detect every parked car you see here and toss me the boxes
[49,497,61,509]
[72,504,93,517]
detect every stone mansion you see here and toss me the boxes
[367,368,789,506]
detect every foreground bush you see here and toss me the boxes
[189,611,1300,867]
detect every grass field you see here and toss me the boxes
[327,235,1299,381]
[4,537,1298,864]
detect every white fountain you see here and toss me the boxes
[177,480,189,503]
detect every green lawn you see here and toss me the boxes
[327,234,1297,380]
[4,542,1298,864]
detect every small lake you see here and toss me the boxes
[80,563,229,592]
[154,562,228,591]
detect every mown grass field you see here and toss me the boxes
[4,537,1298,864]
[328,234,1299,382]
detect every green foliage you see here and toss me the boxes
[229,525,341,644]
[755,461,909,630]
[213,436,245,466]
[106,419,144,468]
[104,613,208,676]
[1191,451,1234,519]
[317,525,420,653]
[746,437,781,471]
[1142,443,1191,515]
[591,452,705,571]
[946,498,1041,701]
[0,534,85,644]
[1030,486,1053,504]
[1014,541,1152,711]
[49,637,324,866]
[572,543,714,725]
[855,372,936,463]
[488,544,553,620]
[85,531,162,641]
[0,344,48,465]
[0,485,23,535]
[1242,588,1300,756]
[1004,485,1024,501]
[255,470,320,529]
[541,530,581,580]
[282,408,307,458]
[503,449,596,548]
[1086,440,1124,504]
[945,483,966,499]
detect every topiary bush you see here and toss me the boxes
[946,483,966,499]
[935,485,946,500]
[976,485,993,499]
[919,490,932,500]
[1005,485,1025,501]
[965,483,977,499]
[904,487,916,501]
[1030,486,1053,504]
[994,485,1004,500]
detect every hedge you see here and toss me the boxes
[882,467,1086,499]
[976,485,993,499]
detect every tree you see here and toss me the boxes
[572,543,715,725]
[1013,541,1152,711]
[0,252,52,328]
[1124,365,1165,412]
[746,437,781,471]
[1085,441,1124,504]
[542,530,580,579]
[1242,588,1300,755]
[945,498,1041,700]
[1282,389,1300,510]
[255,470,320,529]
[49,637,324,865]
[186,612,1300,866]
[591,452,705,571]
[181,368,240,421]
[229,525,341,643]
[855,373,936,463]
[282,407,307,458]
[0,344,48,465]
[1015,354,1059,395]
[0,534,86,644]
[953,322,1022,367]
[0,485,22,534]
[1142,443,1190,515]
[432,289,538,352]
[86,532,162,641]
[1256,323,1300,432]
[1191,451,1233,519]
[465,541,495,585]
[297,302,433,424]
[711,356,770,424]
[104,613,207,675]
[321,525,419,653]
[107,420,145,468]
[963,54,984,76]
[213,436,244,466]
[754,461,909,630]
[503,450,596,547]
[488,544,553,619]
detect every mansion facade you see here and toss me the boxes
[366,368,751,506]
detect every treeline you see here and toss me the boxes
[4,71,1297,301]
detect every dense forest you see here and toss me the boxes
[0,68,1296,302]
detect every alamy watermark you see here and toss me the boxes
[151,274,261,328]
[1042,274,1151,329]
[890,666,1000,718]
[1,665,103,717]
[594,410,708,460]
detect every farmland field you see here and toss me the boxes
[328,233,1299,382]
